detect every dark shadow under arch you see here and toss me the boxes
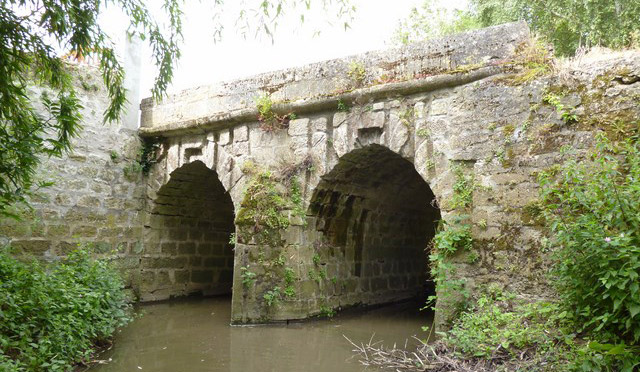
[140,161,235,301]
[307,145,440,308]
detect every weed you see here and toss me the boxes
[416,128,430,138]
[284,267,296,285]
[450,164,475,209]
[256,94,294,131]
[319,305,336,318]
[542,93,577,124]
[240,266,257,288]
[284,285,296,298]
[337,99,350,112]
[347,61,366,85]
[263,286,281,307]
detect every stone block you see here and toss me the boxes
[178,242,197,254]
[12,239,51,255]
[191,270,214,283]
[288,118,309,137]
[234,125,249,141]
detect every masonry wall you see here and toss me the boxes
[141,46,640,324]
[0,66,146,289]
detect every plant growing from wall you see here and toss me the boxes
[235,171,290,247]
[427,215,473,319]
[347,61,366,86]
[256,94,296,131]
[449,164,476,209]
[542,92,577,124]
[240,266,257,288]
[122,138,160,180]
[337,99,350,112]
[263,286,281,307]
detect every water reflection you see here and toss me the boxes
[89,296,432,372]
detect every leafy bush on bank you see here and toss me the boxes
[0,247,132,371]
[538,134,640,370]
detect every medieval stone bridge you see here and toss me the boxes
[6,21,637,326]
[136,22,540,324]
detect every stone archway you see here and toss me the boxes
[306,144,441,311]
[139,160,235,301]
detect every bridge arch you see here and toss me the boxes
[139,160,235,301]
[306,144,441,311]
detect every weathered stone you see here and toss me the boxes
[288,118,309,137]
[4,22,640,328]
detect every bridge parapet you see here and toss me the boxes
[139,22,530,137]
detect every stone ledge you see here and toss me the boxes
[139,65,505,137]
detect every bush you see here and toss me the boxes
[443,290,566,359]
[0,246,132,371]
[539,135,640,369]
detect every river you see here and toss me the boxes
[87,296,432,372]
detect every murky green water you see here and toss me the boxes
[88,296,431,372]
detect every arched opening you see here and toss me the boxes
[140,161,235,301]
[307,145,440,309]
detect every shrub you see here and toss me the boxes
[443,290,566,359]
[539,134,640,369]
[0,246,132,371]
[540,136,640,343]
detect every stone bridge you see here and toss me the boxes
[137,22,538,324]
[5,21,638,326]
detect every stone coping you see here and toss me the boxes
[139,22,530,137]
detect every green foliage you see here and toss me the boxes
[450,164,475,209]
[543,93,578,124]
[416,128,430,138]
[263,286,281,307]
[444,290,567,358]
[290,177,305,220]
[284,267,296,285]
[396,0,640,56]
[576,341,640,372]
[283,285,296,298]
[235,171,290,247]
[539,135,640,345]
[399,107,415,128]
[432,217,473,256]
[347,61,366,85]
[240,266,257,288]
[0,0,183,218]
[255,93,295,131]
[0,246,132,371]
[312,253,321,266]
[122,140,159,180]
[337,99,350,112]
[109,150,119,161]
[318,305,336,318]
[427,216,473,314]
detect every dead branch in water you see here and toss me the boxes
[344,335,550,372]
